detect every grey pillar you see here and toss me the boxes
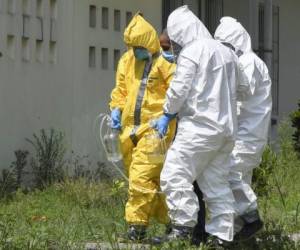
[264,0,273,72]
[249,0,259,51]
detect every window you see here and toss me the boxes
[22,0,31,15]
[7,35,16,59]
[126,11,132,26]
[114,9,121,31]
[0,0,4,12]
[36,17,44,41]
[7,0,16,14]
[205,0,223,33]
[22,38,30,62]
[36,40,44,62]
[36,0,43,17]
[101,48,108,69]
[50,18,57,42]
[114,49,121,70]
[22,15,31,38]
[89,5,96,28]
[102,7,109,29]
[49,41,57,63]
[89,46,96,68]
[50,0,57,19]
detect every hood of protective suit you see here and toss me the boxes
[124,14,160,55]
[167,5,212,47]
[214,17,252,54]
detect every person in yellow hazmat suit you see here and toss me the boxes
[109,14,176,241]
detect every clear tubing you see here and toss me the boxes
[93,113,164,194]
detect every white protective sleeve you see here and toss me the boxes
[236,61,251,101]
[239,55,257,96]
[163,56,197,115]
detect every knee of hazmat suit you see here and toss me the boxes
[109,13,176,226]
[160,5,240,241]
[214,18,272,216]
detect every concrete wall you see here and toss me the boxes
[277,0,300,117]
[223,0,300,121]
[0,0,162,169]
[0,0,75,168]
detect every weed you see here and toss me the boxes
[26,128,66,189]
[290,99,300,155]
[11,150,29,188]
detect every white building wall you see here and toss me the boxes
[223,0,300,121]
[277,0,300,117]
[0,0,162,169]
[0,0,75,168]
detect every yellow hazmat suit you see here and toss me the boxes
[110,14,176,226]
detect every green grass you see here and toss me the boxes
[0,177,299,250]
[257,121,300,235]
[0,122,299,249]
[0,180,127,249]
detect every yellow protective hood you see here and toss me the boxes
[124,14,160,55]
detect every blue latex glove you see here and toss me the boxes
[153,113,176,137]
[111,108,122,130]
[162,50,175,63]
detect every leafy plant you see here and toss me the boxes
[253,146,277,197]
[26,129,66,189]
[66,153,113,183]
[0,150,29,199]
[0,169,17,199]
[290,99,300,155]
[10,150,29,188]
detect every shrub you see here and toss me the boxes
[26,129,66,189]
[0,169,17,199]
[66,153,113,182]
[10,150,29,188]
[290,99,300,155]
[0,150,29,199]
[253,146,277,197]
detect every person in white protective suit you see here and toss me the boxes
[214,17,272,241]
[153,6,242,246]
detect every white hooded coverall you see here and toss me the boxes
[214,17,272,220]
[160,6,240,241]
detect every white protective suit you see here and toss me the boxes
[214,17,272,219]
[160,6,240,241]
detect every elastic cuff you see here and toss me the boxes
[164,113,177,119]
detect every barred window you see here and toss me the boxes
[102,7,109,29]
[89,5,97,28]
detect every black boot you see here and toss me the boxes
[151,225,193,245]
[207,235,232,250]
[191,182,208,246]
[191,228,209,246]
[234,210,264,242]
[118,225,147,242]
